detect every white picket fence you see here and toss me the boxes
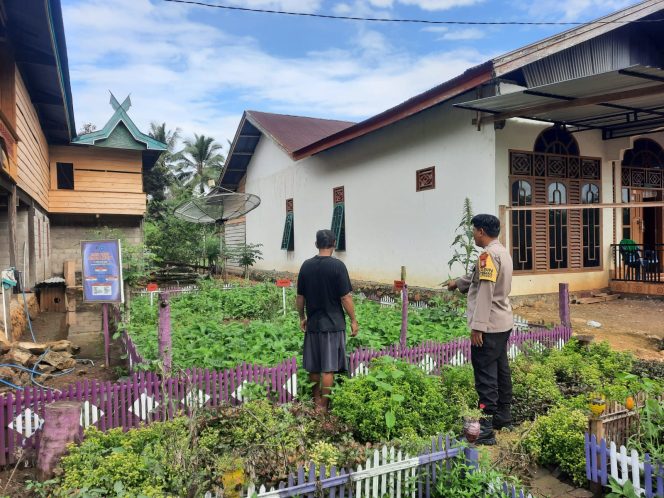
[248,446,420,498]
[586,434,664,497]
[239,442,534,498]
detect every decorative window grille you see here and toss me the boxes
[416,166,435,191]
[331,187,345,251]
[280,199,294,251]
[548,182,568,269]
[534,126,580,156]
[511,180,533,271]
[582,184,601,267]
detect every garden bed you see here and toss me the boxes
[124,282,470,370]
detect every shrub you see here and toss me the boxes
[330,357,458,442]
[56,419,197,497]
[440,364,478,410]
[631,359,664,381]
[511,359,562,423]
[432,455,518,498]
[521,406,588,486]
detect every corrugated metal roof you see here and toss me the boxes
[219,111,355,189]
[493,0,664,77]
[455,65,664,138]
[246,111,354,155]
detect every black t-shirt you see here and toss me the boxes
[297,256,353,332]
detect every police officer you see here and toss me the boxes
[447,214,513,445]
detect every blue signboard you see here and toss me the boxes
[81,240,124,303]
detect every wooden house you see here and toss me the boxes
[0,0,166,290]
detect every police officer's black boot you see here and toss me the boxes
[493,404,513,431]
[475,417,496,445]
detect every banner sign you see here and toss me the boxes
[81,239,124,303]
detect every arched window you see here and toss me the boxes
[534,126,580,156]
[581,184,600,268]
[621,138,664,169]
[511,180,533,271]
[548,182,568,269]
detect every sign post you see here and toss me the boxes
[147,282,159,306]
[398,266,408,349]
[81,240,124,367]
[276,279,291,316]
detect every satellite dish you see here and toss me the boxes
[174,187,261,224]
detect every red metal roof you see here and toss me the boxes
[246,111,355,156]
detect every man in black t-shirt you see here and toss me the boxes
[296,229,359,411]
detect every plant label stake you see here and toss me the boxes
[147,282,158,306]
[276,279,291,316]
[158,292,172,375]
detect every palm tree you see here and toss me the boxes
[146,122,181,203]
[176,134,225,195]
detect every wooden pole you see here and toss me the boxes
[37,401,83,480]
[559,283,571,328]
[27,202,36,287]
[8,184,17,268]
[400,266,408,349]
[102,303,110,367]
[158,291,172,375]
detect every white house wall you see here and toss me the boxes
[244,100,664,296]
[244,99,496,288]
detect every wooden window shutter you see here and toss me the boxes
[533,178,548,271]
[568,181,583,269]
[330,203,346,251]
[281,212,294,251]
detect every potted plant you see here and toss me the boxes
[461,405,483,443]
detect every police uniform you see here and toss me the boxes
[455,239,514,429]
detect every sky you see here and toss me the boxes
[61,0,641,149]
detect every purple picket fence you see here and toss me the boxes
[348,325,572,376]
[585,434,664,497]
[0,358,297,466]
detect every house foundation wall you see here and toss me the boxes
[50,215,142,277]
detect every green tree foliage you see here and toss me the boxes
[176,134,225,195]
[145,122,181,211]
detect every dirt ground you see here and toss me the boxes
[514,295,664,361]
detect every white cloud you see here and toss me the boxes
[398,0,484,10]
[524,0,636,22]
[226,0,323,12]
[63,0,490,146]
[441,27,485,40]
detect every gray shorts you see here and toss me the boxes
[303,330,348,373]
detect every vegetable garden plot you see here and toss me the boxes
[123,283,471,370]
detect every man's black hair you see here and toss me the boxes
[316,229,337,249]
[471,214,501,238]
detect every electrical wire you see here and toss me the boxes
[0,378,23,390]
[162,0,664,26]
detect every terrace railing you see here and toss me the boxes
[585,434,663,497]
[611,244,663,283]
[241,436,533,498]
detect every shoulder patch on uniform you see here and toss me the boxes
[478,252,498,282]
